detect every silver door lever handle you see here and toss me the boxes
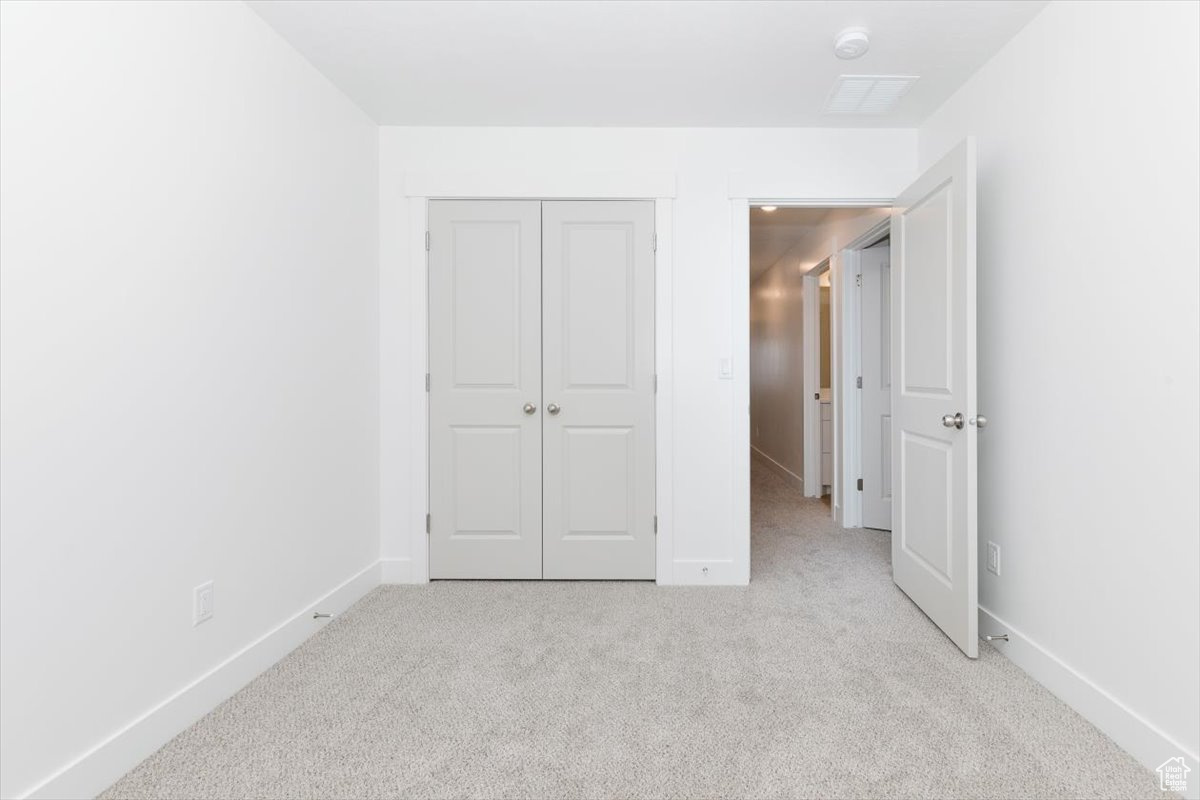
[547,403,561,415]
[523,403,536,415]
[942,412,964,429]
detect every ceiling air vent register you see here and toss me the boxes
[824,75,919,115]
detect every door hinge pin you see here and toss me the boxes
[425,513,431,534]
[857,478,863,491]
[425,231,431,251]
[425,373,430,392]
[856,376,862,389]
[652,232,657,253]
[653,515,658,534]
[654,374,658,393]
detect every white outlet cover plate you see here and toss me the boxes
[193,581,214,626]
[986,542,1000,576]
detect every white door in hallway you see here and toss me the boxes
[890,139,980,657]
[860,242,892,531]
[428,201,543,579]
[541,201,656,579]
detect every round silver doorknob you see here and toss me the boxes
[970,414,988,429]
[547,403,561,415]
[942,412,965,429]
[523,403,536,415]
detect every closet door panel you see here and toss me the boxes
[428,200,542,579]
[542,201,655,580]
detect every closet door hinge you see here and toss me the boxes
[425,231,431,251]
[652,232,657,253]
[857,478,863,491]
[856,376,862,389]
[653,374,658,393]
[653,515,658,534]
[425,373,430,392]
[425,513,431,533]
[856,273,862,287]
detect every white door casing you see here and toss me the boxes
[541,201,656,579]
[890,139,979,657]
[428,201,543,579]
[860,242,892,531]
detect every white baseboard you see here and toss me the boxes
[750,445,804,492]
[21,561,382,800]
[979,606,1199,800]
[379,557,418,584]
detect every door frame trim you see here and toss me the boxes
[802,258,830,505]
[838,218,893,530]
[405,182,676,584]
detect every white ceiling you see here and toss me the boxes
[248,0,1047,127]
[750,207,890,282]
[750,207,833,282]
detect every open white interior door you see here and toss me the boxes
[889,138,979,658]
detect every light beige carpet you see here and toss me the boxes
[102,461,1168,799]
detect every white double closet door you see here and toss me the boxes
[428,200,655,580]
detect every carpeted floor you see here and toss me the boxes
[102,460,1168,799]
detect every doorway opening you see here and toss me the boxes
[738,135,980,657]
[747,205,890,537]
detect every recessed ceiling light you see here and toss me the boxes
[834,27,870,60]
[759,206,778,212]
[823,75,919,115]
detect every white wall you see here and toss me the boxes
[379,128,915,583]
[920,0,1199,780]
[749,254,807,481]
[0,2,380,798]
[749,208,889,487]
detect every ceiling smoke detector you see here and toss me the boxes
[834,27,870,60]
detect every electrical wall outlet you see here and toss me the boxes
[986,542,1001,576]
[193,581,214,626]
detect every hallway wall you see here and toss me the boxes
[749,259,806,483]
